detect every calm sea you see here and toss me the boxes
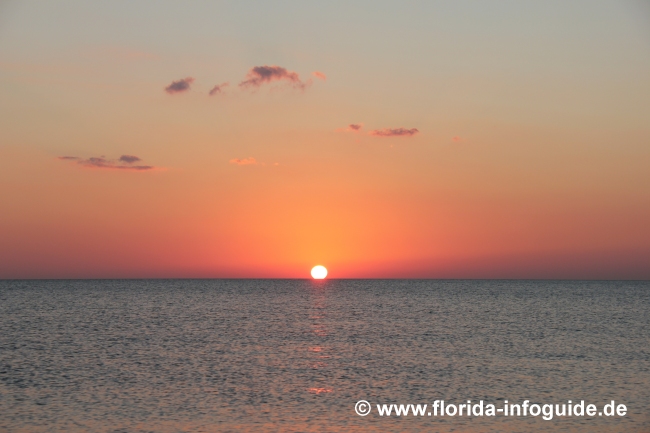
[0,280,648,432]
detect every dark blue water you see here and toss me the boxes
[1,280,648,432]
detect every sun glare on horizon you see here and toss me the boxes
[311,265,328,279]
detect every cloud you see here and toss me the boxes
[119,155,141,163]
[336,123,364,133]
[369,127,419,137]
[312,71,327,81]
[452,136,462,142]
[165,77,195,94]
[209,82,229,96]
[239,65,308,89]
[229,157,258,165]
[58,155,155,171]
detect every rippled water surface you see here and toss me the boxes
[1,280,649,432]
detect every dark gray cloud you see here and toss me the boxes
[165,77,195,94]
[239,65,307,89]
[369,127,419,137]
[119,155,141,163]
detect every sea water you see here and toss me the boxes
[1,279,648,432]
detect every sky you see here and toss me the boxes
[0,0,649,279]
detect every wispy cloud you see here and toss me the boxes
[452,136,462,142]
[58,155,156,171]
[337,123,364,133]
[229,157,259,166]
[239,65,309,90]
[165,77,195,94]
[348,123,363,131]
[369,127,419,137]
[312,71,327,81]
[209,82,229,96]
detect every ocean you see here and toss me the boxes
[0,279,648,432]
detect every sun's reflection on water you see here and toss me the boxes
[306,280,333,396]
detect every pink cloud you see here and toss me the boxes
[58,155,156,171]
[165,77,195,94]
[229,157,258,165]
[369,127,419,137]
[209,82,229,96]
[239,65,308,90]
[312,71,327,81]
[452,136,462,142]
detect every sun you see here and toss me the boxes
[311,265,328,279]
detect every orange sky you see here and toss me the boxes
[1,1,649,278]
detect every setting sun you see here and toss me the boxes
[311,265,328,279]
